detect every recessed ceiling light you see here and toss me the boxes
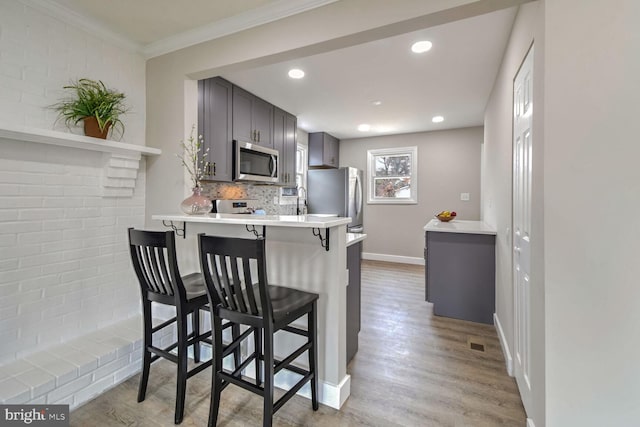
[372,100,382,106]
[358,124,371,132]
[288,69,305,79]
[432,115,444,123]
[411,40,433,53]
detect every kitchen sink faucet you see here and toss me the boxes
[296,186,307,215]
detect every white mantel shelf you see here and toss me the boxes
[0,124,161,156]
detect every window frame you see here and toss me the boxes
[367,146,418,205]
[280,143,308,203]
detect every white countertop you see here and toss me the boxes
[346,233,367,246]
[424,219,497,235]
[153,213,351,229]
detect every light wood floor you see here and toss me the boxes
[70,260,525,426]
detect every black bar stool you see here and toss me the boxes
[198,234,319,427]
[128,228,213,424]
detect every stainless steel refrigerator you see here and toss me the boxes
[307,167,363,233]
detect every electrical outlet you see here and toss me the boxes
[460,192,470,201]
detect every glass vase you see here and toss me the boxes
[180,187,212,215]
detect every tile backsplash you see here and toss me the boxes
[199,182,300,215]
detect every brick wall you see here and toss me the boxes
[0,0,145,144]
[0,1,147,365]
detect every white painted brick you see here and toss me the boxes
[21,274,60,292]
[93,354,129,381]
[19,185,64,196]
[103,188,134,198]
[74,374,115,407]
[0,234,17,247]
[0,183,21,196]
[41,238,82,252]
[42,219,81,231]
[68,341,117,367]
[40,260,79,275]
[0,220,42,234]
[27,396,47,404]
[19,252,64,268]
[45,372,93,403]
[19,208,65,220]
[0,377,31,404]
[104,177,137,188]
[63,207,100,218]
[42,197,84,208]
[14,368,56,399]
[49,348,98,378]
[18,230,62,245]
[0,197,42,208]
[0,281,20,297]
[60,267,99,283]
[28,357,78,388]
[0,171,44,185]
[114,361,140,384]
[0,258,18,270]
[0,269,41,287]
[0,209,19,221]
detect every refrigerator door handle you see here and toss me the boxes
[355,173,363,216]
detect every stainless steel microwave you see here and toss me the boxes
[233,140,279,183]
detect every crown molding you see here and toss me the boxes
[24,0,142,53]
[141,0,339,59]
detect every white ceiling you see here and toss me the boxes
[42,0,517,140]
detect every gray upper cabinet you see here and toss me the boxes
[309,132,339,168]
[273,107,297,186]
[233,86,273,147]
[198,77,233,182]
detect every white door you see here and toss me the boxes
[513,45,533,416]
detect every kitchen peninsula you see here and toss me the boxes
[152,213,360,409]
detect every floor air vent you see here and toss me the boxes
[467,337,486,352]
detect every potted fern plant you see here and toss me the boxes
[52,78,128,139]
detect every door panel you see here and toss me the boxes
[513,45,534,416]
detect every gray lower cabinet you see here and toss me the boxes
[232,86,273,147]
[309,132,339,168]
[198,77,233,182]
[425,231,496,324]
[273,107,297,186]
[347,241,362,363]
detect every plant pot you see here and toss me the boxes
[83,116,111,139]
[180,187,213,215]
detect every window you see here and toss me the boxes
[367,146,418,204]
[280,144,307,202]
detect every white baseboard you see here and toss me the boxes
[494,312,513,376]
[362,252,425,265]
[195,346,351,410]
[526,418,535,427]
[243,361,350,410]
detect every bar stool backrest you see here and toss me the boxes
[198,235,273,324]
[128,228,186,304]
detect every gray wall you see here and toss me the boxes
[340,127,483,261]
[483,2,545,424]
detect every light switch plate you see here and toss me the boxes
[460,192,470,201]
[273,196,279,205]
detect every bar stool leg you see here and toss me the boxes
[263,325,274,427]
[254,327,262,386]
[192,310,201,363]
[175,313,188,424]
[309,302,319,410]
[208,315,224,427]
[138,299,152,402]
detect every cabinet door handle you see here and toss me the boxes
[213,162,216,176]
